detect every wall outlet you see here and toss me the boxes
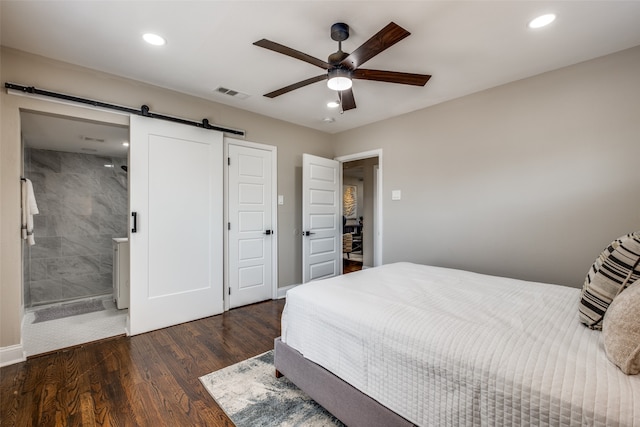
[392,190,402,200]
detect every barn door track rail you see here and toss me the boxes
[4,82,245,137]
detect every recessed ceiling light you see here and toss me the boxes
[322,117,335,123]
[143,33,166,46]
[122,141,130,147]
[528,14,556,29]
[327,101,340,108]
[104,164,115,168]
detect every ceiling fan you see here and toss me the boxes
[253,22,431,111]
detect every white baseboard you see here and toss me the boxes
[277,284,298,299]
[0,344,26,367]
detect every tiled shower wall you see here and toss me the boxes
[23,148,128,307]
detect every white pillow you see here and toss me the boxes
[602,279,640,375]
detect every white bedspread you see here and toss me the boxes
[282,262,640,426]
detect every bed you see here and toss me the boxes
[275,262,640,426]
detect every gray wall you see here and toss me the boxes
[334,46,640,287]
[23,148,127,306]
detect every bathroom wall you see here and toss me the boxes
[23,148,128,306]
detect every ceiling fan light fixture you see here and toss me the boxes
[327,68,352,91]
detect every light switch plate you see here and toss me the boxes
[391,190,401,201]
[278,195,284,205]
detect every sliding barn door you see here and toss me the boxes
[302,154,341,283]
[129,115,223,335]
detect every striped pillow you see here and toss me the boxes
[579,232,640,330]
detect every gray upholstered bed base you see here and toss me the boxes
[274,337,414,427]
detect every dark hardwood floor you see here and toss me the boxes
[1,299,286,427]
[343,259,363,274]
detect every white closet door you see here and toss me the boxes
[228,143,273,308]
[129,115,223,335]
[302,153,341,283]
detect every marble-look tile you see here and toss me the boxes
[28,236,62,259]
[92,194,113,216]
[63,194,93,215]
[100,253,113,274]
[47,255,101,279]
[61,235,106,257]
[101,214,128,236]
[46,173,100,197]
[96,192,128,216]
[99,272,114,289]
[25,149,128,304]
[33,193,64,216]
[23,285,31,307]
[101,175,127,199]
[32,215,49,238]
[64,274,112,296]
[28,149,61,174]
[100,234,118,254]
[61,152,109,176]
[26,259,48,282]
[29,280,63,306]
[35,214,61,238]
[51,212,101,237]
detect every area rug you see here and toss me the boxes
[199,350,345,427]
[33,299,105,323]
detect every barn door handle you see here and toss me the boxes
[131,212,138,233]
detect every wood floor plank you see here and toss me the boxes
[0,299,285,427]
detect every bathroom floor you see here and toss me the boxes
[23,295,127,357]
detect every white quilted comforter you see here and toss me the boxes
[282,262,640,426]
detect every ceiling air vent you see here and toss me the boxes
[214,86,249,100]
[83,136,105,143]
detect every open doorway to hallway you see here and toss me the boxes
[342,156,379,274]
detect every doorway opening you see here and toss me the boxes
[338,151,381,274]
[20,110,129,356]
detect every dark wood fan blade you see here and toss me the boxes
[340,22,410,70]
[254,39,331,70]
[353,69,431,86]
[340,89,356,111]
[263,74,327,98]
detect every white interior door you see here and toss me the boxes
[129,115,223,335]
[228,143,273,308]
[302,153,341,283]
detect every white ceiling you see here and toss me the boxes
[21,111,129,157]
[3,1,640,135]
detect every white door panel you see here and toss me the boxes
[228,143,273,308]
[129,115,223,336]
[302,154,341,283]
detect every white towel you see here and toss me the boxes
[21,178,39,246]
